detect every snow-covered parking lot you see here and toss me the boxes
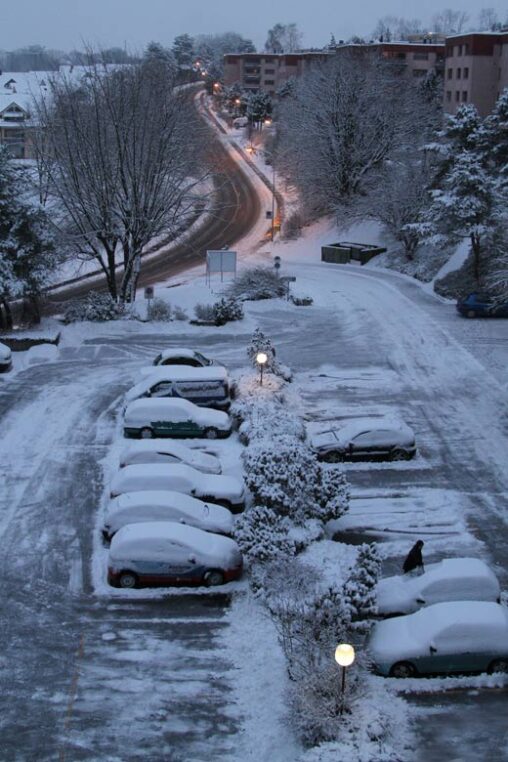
[0,239,507,759]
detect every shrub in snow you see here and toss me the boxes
[62,292,126,323]
[247,327,292,381]
[282,210,304,240]
[342,543,382,630]
[147,297,172,322]
[234,398,305,446]
[243,438,349,525]
[194,303,215,322]
[172,305,188,321]
[226,266,286,301]
[234,505,296,563]
[291,295,314,306]
[212,297,244,326]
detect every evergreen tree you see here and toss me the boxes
[172,34,195,69]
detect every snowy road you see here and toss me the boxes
[0,259,507,760]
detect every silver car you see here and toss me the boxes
[311,418,416,462]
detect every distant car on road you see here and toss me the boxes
[109,463,245,512]
[151,348,220,368]
[456,292,508,318]
[376,558,501,617]
[107,521,243,589]
[123,398,232,440]
[311,418,416,462]
[368,601,508,677]
[119,441,222,474]
[103,490,234,541]
[0,342,12,373]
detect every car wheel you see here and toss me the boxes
[204,569,224,587]
[389,661,417,678]
[205,428,219,440]
[118,571,139,589]
[489,659,508,674]
[322,451,343,463]
[466,309,477,318]
[140,427,154,439]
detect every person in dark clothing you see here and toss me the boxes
[403,540,425,575]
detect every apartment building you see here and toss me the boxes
[223,52,328,94]
[335,41,445,79]
[443,32,508,116]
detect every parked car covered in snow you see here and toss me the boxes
[102,490,234,540]
[123,398,232,440]
[311,418,416,462]
[119,440,222,474]
[0,342,12,372]
[151,348,221,368]
[126,366,231,410]
[368,601,508,677]
[107,521,243,589]
[376,558,501,617]
[109,463,245,512]
[456,292,508,318]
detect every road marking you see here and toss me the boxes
[59,632,85,762]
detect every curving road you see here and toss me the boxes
[46,91,262,310]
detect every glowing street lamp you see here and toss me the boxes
[335,643,355,715]
[213,82,220,91]
[264,117,273,126]
[256,351,268,385]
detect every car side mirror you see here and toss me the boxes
[429,643,437,654]
[416,597,426,605]
[188,554,196,564]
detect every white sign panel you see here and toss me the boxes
[206,250,237,282]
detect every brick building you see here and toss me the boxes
[223,52,329,95]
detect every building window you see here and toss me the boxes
[396,52,406,59]
[446,90,452,101]
[264,79,275,85]
[464,43,469,55]
[447,68,453,79]
[463,67,469,79]
[455,90,460,102]
[457,68,461,78]
[264,68,275,74]
[413,52,429,60]
[462,91,468,102]
[412,69,427,77]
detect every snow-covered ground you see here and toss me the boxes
[1,106,508,761]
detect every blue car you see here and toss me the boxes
[456,292,508,318]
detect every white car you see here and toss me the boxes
[107,521,243,589]
[0,342,12,372]
[150,347,220,370]
[368,601,508,677]
[123,398,232,439]
[126,366,230,410]
[109,463,245,512]
[119,441,222,474]
[376,558,501,616]
[311,418,416,462]
[102,490,234,540]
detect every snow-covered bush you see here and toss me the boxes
[243,438,349,525]
[342,543,382,629]
[291,295,313,306]
[247,327,292,381]
[172,305,188,321]
[194,303,215,322]
[282,210,304,240]
[234,505,296,563]
[226,266,286,301]
[212,297,244,325]
[147,297,172,322]
[62,292,126,323]
[234,398,306,445]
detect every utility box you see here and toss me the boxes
[321,242,386,265]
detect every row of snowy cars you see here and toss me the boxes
[105,349,244,590]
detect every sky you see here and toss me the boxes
[1,0,505,52]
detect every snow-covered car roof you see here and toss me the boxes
[123,397,230,427]
[139,365,228,382]
[105,490,234,535]
[119,441,221,474]
[110,464,244,501]
[109,520,239,562]
[369,601,508,662]
[0,342,11,360]
[312,418,414,447]
[158,348,206,360]
[376,558,500,615]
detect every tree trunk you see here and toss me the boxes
[2,299,13,330]
[471,232,481,284]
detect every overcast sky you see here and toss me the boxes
[2,0,505,52]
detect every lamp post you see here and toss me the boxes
[256,351,268,386]
[334,643,355,715]
[271,163,276,241]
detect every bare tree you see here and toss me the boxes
[477,7,501,30]
[33,54,210,301]
[432,9,469,34]
[265,23,303,53]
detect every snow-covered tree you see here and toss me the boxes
[172,34,195,69]
[247,327,276,370]
[194,32,255,79]
[477,89,508,182]
[246,91,272,126]
[234,505,296,563]
[143,41,176,72]
[343,543,382,628]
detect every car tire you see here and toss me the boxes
[140,427,154,439]
[118,571,139,589]
[389,661,417,678]
[466,309,477,318]
[205,428,219,440]
[322,451,344,464]
[204,569,224,587]
[488,659,508,674]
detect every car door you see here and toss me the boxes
[165,542,202,583]
[420,625,480,674]
[349,431,384,459]
[153,407,187,436]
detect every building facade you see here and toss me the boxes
[443,32,508,117]
[335,41,445,80]
[223,52,328,94]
